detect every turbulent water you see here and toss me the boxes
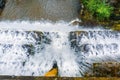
[0,21,119,77]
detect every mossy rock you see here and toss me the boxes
[112,24,120,31]
[84,62,120,77]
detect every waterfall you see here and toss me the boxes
[0,21,119,77]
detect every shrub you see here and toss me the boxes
[82,0,113,21]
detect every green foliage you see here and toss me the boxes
[82,0,113,20]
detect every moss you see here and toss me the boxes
[112,24,120,31]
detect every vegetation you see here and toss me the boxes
[82,0,113,21]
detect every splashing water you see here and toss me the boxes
[0,21,119,77]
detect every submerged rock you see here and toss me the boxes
[0,0,81,22]
[0,0,6,15]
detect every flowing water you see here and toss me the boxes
[0,21,119,77]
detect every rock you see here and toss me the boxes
[112,24,120,31]
[44,61,58,77]
[93,62,120,77]
[0,0,6,15]
[0,0,6,9]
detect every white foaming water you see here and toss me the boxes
[0,21,119,77]
[0,21,77,32]
[0,21,105,32]
[78,31,120,62]
[0,21,82,77]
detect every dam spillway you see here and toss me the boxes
[0,21,119,77]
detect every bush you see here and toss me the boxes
[82,0,113,21]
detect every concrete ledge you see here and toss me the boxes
[0,76,120,80]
